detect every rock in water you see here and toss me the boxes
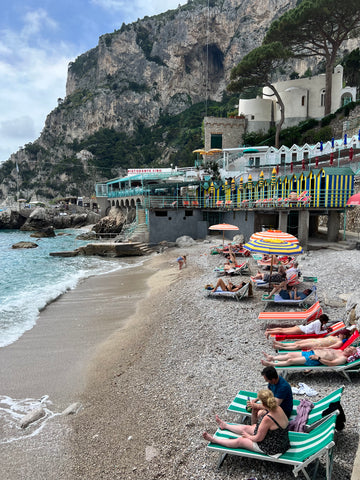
[12,241,38,249]
[20,407,45,428]
[61,402,82,415]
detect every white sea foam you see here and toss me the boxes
[0,394,60,444]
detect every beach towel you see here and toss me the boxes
[289,399,314,432]
[291,382,318,397]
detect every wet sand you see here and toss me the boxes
[0,262,151,406]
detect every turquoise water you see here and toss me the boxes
[0,229,138,348]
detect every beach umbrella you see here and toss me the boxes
[344,133,348,146]
[320,141,323,152]
[250,230,299,244]
[231,178,236,192]
[244,237,303,288]
[209,223,239,246]
[239,177,243,190]
[290,162,293,173]
[244,237,303,255]
[331,137,335,148]
[192,149,207,154]
[346,192,360,206]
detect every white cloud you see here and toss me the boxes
[22,9,58,38]
[0,9,78,163]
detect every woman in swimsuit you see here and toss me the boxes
[203,390,290,455]
[211,278,246,292]
[272,328,352,351]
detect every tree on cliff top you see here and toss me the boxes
[263,0,360,116]
[227,42,290,148]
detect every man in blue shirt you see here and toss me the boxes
[248,366,293,420]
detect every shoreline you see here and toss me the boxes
[1,243,360,479]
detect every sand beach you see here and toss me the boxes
[1,242,360,479]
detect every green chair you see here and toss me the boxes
[228,387,344,431]
[205,413,337,479]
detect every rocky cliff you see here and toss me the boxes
[0,0,299,203]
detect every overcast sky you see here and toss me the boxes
[0,0,187,163]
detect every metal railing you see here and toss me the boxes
[139,188,353,210]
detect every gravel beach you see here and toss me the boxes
[1,240,360,479]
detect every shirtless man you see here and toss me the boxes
[261,346,357,368]
[272,329,352,351]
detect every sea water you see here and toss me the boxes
[0,229,140,348]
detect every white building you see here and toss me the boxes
[239,65,356,133]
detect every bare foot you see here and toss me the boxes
[215,414,227,430]
[262,351,274,361]
[203,432,214,442]
[261,359,272,366]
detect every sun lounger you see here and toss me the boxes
[258,300,322,323]
[214,261,250,276]
[273,321,346,341]
[205,412,338,479]
[251,278,284,289]
[276,330,360,355]
[206,282,250,301]
[276,357,360,382]
[261,285,317,307]
[228,387,344,432]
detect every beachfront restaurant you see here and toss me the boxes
[95,167,355,248]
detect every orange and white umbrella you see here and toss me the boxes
[250,229,299,244]
[209,223,239,245]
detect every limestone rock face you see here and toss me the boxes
[0,210,27,229]
[1,0,299,201]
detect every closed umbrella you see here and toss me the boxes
[258,171,264,188]
[209,223,239,246]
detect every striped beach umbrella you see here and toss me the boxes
[244,238,303,288]
[244,238,303,256]
[250,230,299,244]
[231,178,236,192]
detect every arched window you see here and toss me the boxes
[320,89,326,107]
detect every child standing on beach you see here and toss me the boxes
[177,255,186,270]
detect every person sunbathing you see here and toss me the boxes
[252,265,286,284]
[202,389,290,456]
[211,278,246,292]
[261,346,357,368]
[272,328,352,351]
[265,313,329,338]
[264,284,311,301]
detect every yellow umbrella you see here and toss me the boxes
[192,149,207,154]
